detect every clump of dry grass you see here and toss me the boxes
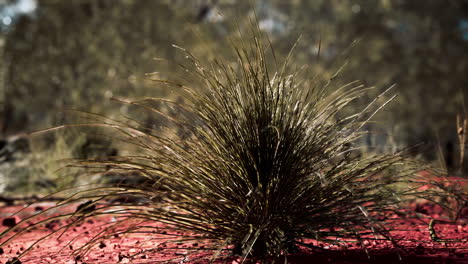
[0,30,460,263]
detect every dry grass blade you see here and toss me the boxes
[0,30,460,263]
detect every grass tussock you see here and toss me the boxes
[1,31,463,263]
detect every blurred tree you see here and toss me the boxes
[1,0,468,171]
[268,0,468,169]
[2,0,206,133]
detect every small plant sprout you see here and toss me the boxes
[456,113,468,174]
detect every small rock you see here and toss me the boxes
[0,247,4,254]
[2,216,20,227]
[118,253,130,263]
[45,219,61,230]
[99,242,106,249]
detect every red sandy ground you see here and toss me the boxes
[0,172,466,264]
[0,201,466,264]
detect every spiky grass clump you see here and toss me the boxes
[147,38,410,259]
[0,34,444,262]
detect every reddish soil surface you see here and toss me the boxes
[0,173,466,264]
[0,201,465,264]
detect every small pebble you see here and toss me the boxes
[2,216,20,228]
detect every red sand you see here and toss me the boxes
[0,201,466,264]
[1,172,467,264]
